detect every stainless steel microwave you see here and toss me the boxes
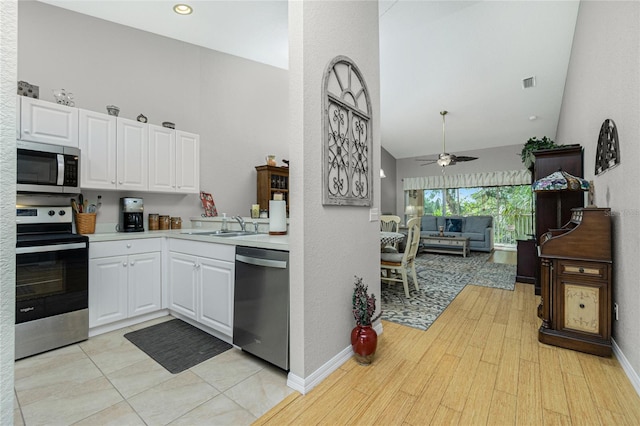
[17,140,80,194]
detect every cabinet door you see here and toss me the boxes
[198,256,234,336]
[79,109,117,189]
[168,252,198,320]
[176,130,200,194]
[117,118,148,191]
[148,125,176,192]
[128,252,162,317]
[89,255,128,327]
[20,97,79,147]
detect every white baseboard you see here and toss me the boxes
[88,310,169,337]
[612,337,640,397]
[287,322,384,394]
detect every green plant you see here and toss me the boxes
[352,276,382,326]
[521,136,557,169]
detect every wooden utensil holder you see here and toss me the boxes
[75,212,97,234]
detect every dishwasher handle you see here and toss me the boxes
[236,254,287,269]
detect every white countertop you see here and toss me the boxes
[87,229,289,251]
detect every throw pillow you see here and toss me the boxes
[446,218,462,233]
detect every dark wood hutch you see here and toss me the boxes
[516,145,585,294]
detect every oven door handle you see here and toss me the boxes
[16,242,87,254]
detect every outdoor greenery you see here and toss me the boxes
[422,185,534,246]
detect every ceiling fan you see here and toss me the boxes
[416,111,478,168]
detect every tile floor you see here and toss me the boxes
[13,316,295,425]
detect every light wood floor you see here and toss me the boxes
[256,261,640,425]
[488,248,516,265]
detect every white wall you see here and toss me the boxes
[381,147,397,215]
[0,1,17,422]
[556,1,640,380]
[288,0,380,380]
[18,1,288,224]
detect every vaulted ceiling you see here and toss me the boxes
[38,0,580,159]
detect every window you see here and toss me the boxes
[418,185,533,247]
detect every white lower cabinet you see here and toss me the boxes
[168,240,234,338]
[89,239,162,328]
[167,252,198,320]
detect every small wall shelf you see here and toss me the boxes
[255,165,289,214]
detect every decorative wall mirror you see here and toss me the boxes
[322,56,372,206]
[595,118,620,175]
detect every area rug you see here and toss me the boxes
[124,319,232,374]
[381,252,516,330]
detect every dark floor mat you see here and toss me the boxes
[124,319,232,374]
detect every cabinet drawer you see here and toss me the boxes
[90,238,162,258]
[168,239,235,261]
[557,260,608,281]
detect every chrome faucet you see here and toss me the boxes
[233,216,246,231]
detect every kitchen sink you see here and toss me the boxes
[211,231,259,237]
[182,230,259,237]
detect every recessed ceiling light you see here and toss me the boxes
[173,4,193,15]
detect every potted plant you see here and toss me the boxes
[351,276,382,365]
[521,136,557,170]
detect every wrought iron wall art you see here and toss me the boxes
[322,56,372,206]
[595,118,620,175]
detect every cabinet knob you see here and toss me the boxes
[119,181,123,185]
[123,261,127,267]
[111,180,116,184]
[127,243,131,248]
[579,267,585,273]
[130,261,135,266]
[579,303,585,309]
[24,129,30,134]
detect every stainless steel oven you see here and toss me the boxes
[17,140,80,194]
[15,206,89,359]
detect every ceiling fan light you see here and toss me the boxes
[437,157,451,167]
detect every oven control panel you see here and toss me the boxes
[16,206,72,224]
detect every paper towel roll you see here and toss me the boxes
[269,200,287,235]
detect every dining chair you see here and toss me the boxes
[381,216,421,298]
[380,215,401,252]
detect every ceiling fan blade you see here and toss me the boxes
[453,156,478,162]
[417,159,438,166]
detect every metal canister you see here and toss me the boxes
[148,214,159,230]
[159,215,170,230]
[170,217,182,229]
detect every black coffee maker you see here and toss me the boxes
[118,197,144,232]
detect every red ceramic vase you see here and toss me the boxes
[351,324,378,365]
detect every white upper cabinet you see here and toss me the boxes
[176,130,200,194]
[148,125,177,192]
[149,128,199,194]
[20,97,79,147]
[79,109,117,189]
[117,118,149,191]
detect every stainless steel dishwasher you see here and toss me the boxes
[233,246,289,370]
